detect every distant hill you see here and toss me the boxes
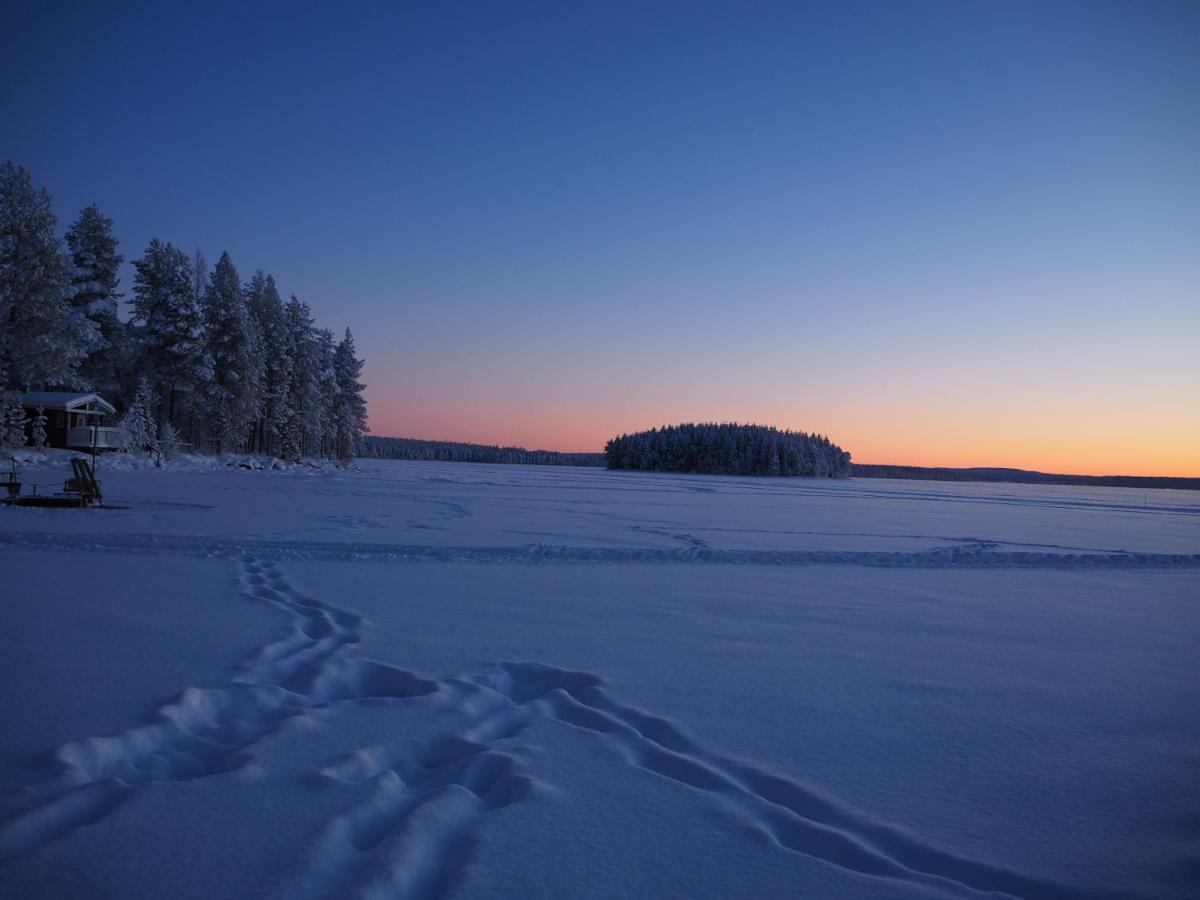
[851,464,1200,491]
[359,435,605,467]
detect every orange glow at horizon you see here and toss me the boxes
[358,272,1200,481]
[365,399,1200,479]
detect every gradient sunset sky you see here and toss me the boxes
[4,2,1197,475]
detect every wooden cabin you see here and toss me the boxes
[16,392,121,450]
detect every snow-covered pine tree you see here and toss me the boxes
[261,276,291,454]
[243,271,266,453]
[191,249,207,304]
[201,252,259,455]
[119,377,156,452]
[279,295,320,460]
[2,393,27,447]
[333,328,368,461]
[184,248,207,444]
[314,327,338,459]
[243,290,266,449]
[65,203,125,397]
[30,406,47,450]
[66,205,122,316]
[244,271,291,455]
[0,162,98,390]
[131,239,209,432]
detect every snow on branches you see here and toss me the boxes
[1,162,369,462]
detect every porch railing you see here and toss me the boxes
[67,425,122,449]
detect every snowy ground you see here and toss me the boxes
[1,457,1197,899]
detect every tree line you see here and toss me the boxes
[605,423,851,477]
[851,463,1200,491]
[0,162,367,460]
[359,435,605,467]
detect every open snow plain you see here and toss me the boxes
[1,458,1198,899]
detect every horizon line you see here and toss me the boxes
[363,431,1199,482]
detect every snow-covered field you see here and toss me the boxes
[1,457,1197,899]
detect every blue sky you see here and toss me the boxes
[4,1,1198,472]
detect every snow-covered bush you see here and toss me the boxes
[30,406,47,450]
[154,421,185,463]
[2,394,28,448]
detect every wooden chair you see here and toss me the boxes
[63,458,103,506]
[2,460,20,501]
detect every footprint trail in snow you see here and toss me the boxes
[1,558,1097,899]
[0,557,436,859]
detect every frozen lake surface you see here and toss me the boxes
[2,458,1198,898]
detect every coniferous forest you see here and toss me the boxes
[359,436,604,467]
[0,162,368,460]
[605,423,852,478]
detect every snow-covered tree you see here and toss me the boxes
[191,249,206,303]
[279,295,320,460]
[130,239,209,430]
[244,271,291,454]
[65,203,126,397]
[0,162,98,390]
[30,405,47,450]
[201,252,260,454]
[333,328,368,461]
[2,393,27,447]
[66,204,122,316]
[314,327,338,458]
[119,377,156,452]
[3,164,371,463]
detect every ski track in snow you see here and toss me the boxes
[0,552,1121,899]
[2,530,1198,570]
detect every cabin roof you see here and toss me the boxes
[13,392,117,416]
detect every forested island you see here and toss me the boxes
[0,162,367,461]
[605,423,852,477]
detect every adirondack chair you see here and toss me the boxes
[2,460,19,501]
[63,458,102,506]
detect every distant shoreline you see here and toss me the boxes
[360,435,1198,490]
[850,464,1200,491]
